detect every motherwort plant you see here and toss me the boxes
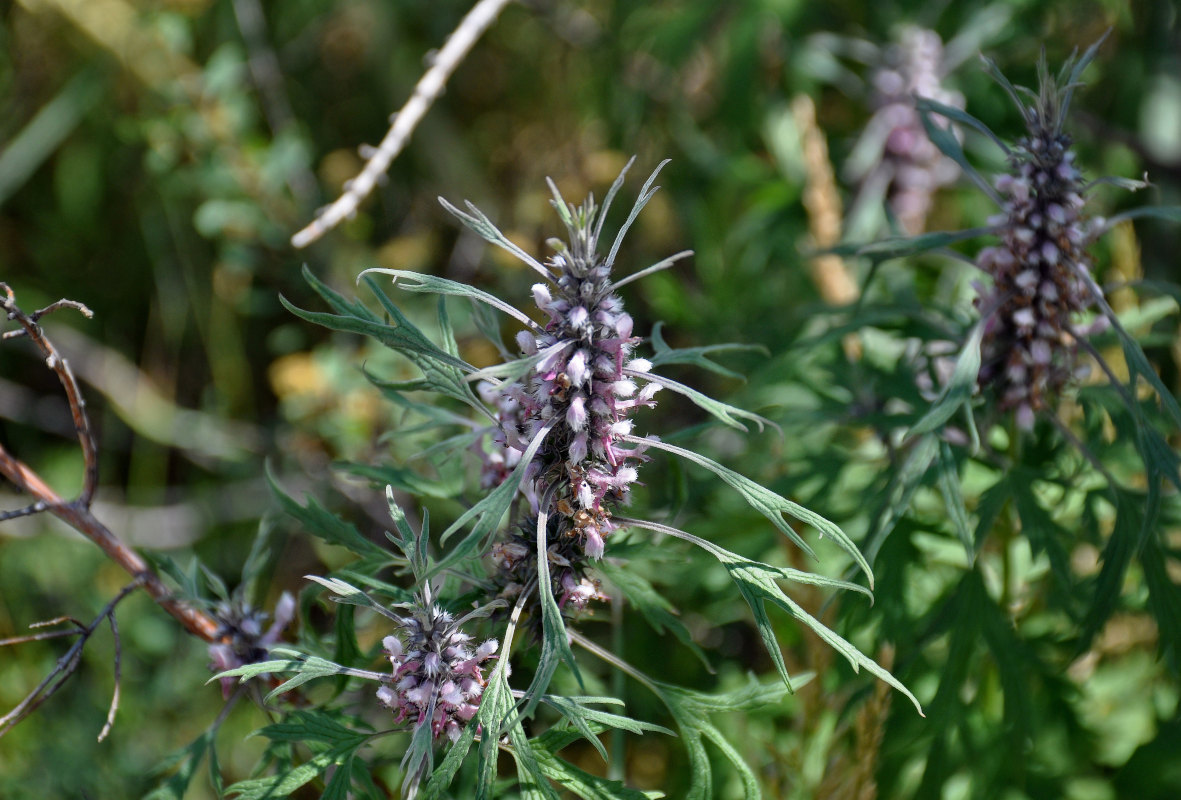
[825,39,1181,797]
[213,160,920,798]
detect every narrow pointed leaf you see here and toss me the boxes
[623,436,872,585]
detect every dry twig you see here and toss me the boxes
[291,0,515,248]
[0,580,140,740]
[0,283,224,739]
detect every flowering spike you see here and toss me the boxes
[974,49,1102,427]
[377,593,498,741]
[474,161,685,617]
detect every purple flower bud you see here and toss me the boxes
[517,330,538,355]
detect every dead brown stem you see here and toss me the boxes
[0,284,223,645]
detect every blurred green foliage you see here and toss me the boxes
[2,0,1180,798]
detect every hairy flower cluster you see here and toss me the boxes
[376,595,499,742]
[208,592,295,699]
[868,27,963,233]
[975,88,1099,429]
[476,173,668,614]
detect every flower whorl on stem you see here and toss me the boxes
[479,160,683,611]
[376,588,499,743]
[975,55,1103,429]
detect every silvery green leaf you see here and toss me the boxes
[429,423,552,577]
[611,249,694,290]
[910,320,984,438]
[291,266,473,374]
[596,560,711,670]
[303,575,401,622]
[256,710,371,747]
[438,196,554,281]
[363,267,540,333]
[647,321,767,380]
[523,507,582,716]
[528,731,658,800]
[631,370,777,434]
[541,695,673,763]
[605,160,669,270]
[622,436,872,586]
[267,467,390,561]
[863,434,939,564]
[916,96,1011,154]
[649,679,796,800]
[936,441,975,564]
[592,155,634,250]
[224,750,344,800]
[918,108,1003,206]
[616,517,919,714]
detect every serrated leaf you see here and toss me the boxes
[304,575,400,622]
[910,321,984,438]
[334,460,460,500]
[648,679,795,800]
[935,441,975,564]
[1009,468,1075,593]
[624,436,871,586]
[144,730,214,800]
[595,560,712,670]
[529,736,656,800]
[524,507,582,715]
[464,340,570,386]
[267,467,390,561]
[225,750,345,800]
[918,106,1002,205]
[438,196,553,279]
[541,694,674,763]
[419,717,476,800]
[255,710,369,748]
[285,270,473,377]
[619,517,918,713]
[428,422,552,578]
[1123,336,1181,432]
[361,277,490,418]
[605,160,668,270]
[332,569,415,605]
[1141,534,1181,672]
[647,321,765,380]
[823,226,995,261]
[320,754,357,800]
[976,574,1036,745]
[475,662,517,800]
[864,434,939,564]
[208,648,359,701]
[1078,489,1148,653]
